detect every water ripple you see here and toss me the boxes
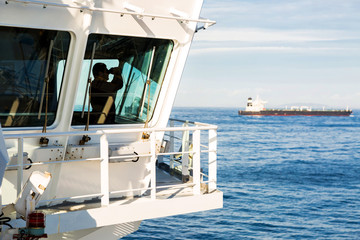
[123,108,360,240]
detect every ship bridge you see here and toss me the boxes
[0,0,220,238]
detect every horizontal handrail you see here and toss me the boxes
[5,149,215,168]
[169,118,218,128]
[39,193,104,204]
[109,182,195,195]
[3,124,217,139]
[200,172,209,178]
[6,0,216,27]
[164,133,182,141]
[109,153,151,160]
[7,157,102,168]
[157,149,216,156]
[164,136,210,150]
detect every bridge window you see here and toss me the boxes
[71,34,173,125]
[0,26,70,127]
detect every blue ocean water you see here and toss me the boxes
[123,107,360,239]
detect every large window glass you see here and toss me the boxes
[72,34,173,125]
[0,27,70,127]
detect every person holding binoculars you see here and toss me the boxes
[90,62,124,124]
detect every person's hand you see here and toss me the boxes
[109,67,122,75]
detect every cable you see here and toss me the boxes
[0,212,13,230]
[25,158,33,170]
[132,151,139,162]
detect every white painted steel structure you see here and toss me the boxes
[1,121,221,239]
[0,0,222,239]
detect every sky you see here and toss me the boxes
[174,0,360,109]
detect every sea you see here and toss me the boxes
[123,107,360,239]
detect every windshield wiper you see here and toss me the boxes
[38,40,54,146]
[79,42,96,145]
[140,46,156,139]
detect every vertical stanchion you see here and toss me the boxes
[181,121,189,182]
[17,137,24,195]
[100,134,109,206]
[169,120,174,172]
[208,129,217,192]
[192,129,201,195]
[150,132,156,200]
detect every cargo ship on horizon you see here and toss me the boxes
[238,97,352,116]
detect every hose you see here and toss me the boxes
[0,212,13,230]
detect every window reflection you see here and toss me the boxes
[72,34,173,125]
[0,27,70,127]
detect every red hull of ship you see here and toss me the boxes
[238,110,352,116]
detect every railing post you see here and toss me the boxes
[150,131,156,200]
[208,129,217,192]
[100,134,109,206]
[169,120,174,171]
[17,137,24,196]
[192,129,201,195]
[181,121,189,182]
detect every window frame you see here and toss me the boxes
[71,33,174,127]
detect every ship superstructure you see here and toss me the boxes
[239,97,352,116]
[0,0,222,239]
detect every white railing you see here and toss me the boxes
[5,0,216,28]
[2,119,217,208]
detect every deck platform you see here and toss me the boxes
[5,167,223,236]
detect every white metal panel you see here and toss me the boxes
[45,191,223,234]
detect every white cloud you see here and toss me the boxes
[202,0,360,27]
[190,27,360,55]
[195,28,360,42]
[190,46,360,55]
